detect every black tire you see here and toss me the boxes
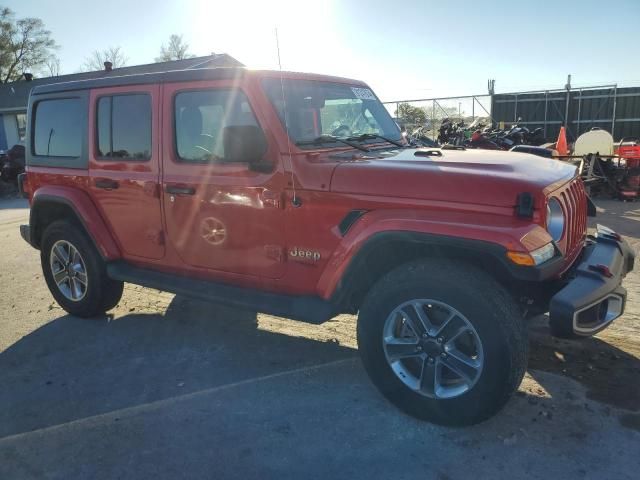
[357,260,528,426]
[41,220,123,317]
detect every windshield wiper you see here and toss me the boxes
[295,135,369,152]
[346,133,405,148]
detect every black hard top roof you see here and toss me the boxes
[31,67,247,95]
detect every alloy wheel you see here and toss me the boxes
[49,240,88,302]
[382,299,484,399]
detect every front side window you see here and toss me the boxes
[33,98,82,157]
[262,79,401,147]
[96,94,151,160]
[174,89,259,163]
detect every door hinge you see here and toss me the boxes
[261,190,282,209]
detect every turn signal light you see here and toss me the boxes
[506,251,536,266]
[507,243,556,267]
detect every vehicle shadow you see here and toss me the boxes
[525,315,640,415]
[0,197,27,210]
[0,295,356,439]
[1,293,639,446]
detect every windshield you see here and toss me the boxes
[262,78,402,147]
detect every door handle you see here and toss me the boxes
[95,178,119,190]
[165,185,196,195]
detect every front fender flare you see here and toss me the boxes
[318,209,558,304]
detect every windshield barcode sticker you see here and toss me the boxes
[351,87,376,100]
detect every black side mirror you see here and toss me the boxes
[222,125,271,171]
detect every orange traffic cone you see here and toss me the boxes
[556,126,568,156]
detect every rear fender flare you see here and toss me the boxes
[30,186,120,259]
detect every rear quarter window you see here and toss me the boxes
[33,98,82,157]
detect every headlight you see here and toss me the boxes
[530,243,556,265]
[546,198,565,241]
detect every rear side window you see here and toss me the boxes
[96,94,151,160]
[33,98,82,157]
[174,89,259,163]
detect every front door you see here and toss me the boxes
[88,85,165,260]
[161,80,286,279]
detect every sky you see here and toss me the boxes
[6,0,640,102]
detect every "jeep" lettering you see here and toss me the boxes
[289,247,321,262]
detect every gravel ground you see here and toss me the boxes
[0,197,638,480]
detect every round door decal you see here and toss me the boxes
[200,217,227,246]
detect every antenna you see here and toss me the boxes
[275,28,301,207]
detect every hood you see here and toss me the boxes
[330,148,577,207]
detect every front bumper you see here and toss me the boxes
[549,225,635,337]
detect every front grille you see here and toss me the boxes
[556,179,588,259]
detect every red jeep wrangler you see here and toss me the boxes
[19,68,635,425]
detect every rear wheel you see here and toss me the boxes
[357,260,528,426]
[41,220,123,317]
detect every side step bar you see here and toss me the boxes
[106,261,336,324]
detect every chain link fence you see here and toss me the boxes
[383,95,493,141]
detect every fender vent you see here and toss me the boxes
[338,210,367,236]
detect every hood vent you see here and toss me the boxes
[414,149,443,157]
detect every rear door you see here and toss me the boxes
[161,79,286,279]
[88,85,165,259]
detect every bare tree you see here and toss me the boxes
[0,7,57,83]
[82,46,128,71]
[45,55,60,76]
[155,34,194,62]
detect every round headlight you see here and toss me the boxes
[546,198,565,241]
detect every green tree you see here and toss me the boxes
[0,7,57,83]
[395,102,427,126]
[155,34,194,62]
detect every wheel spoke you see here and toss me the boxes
[70,278,83,300]
[53,244,69,265]
[447,347,481,369]
[412,302,436,335]
[438,314,469,343]
[384,337,421,361]
[71,247,82,266]
[418,358,437,396]
[400,303,433,337]
[398,309,422,337]
[441,352,480,384]
[53,268,68,286]
[75,270,88,286]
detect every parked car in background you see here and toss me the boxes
[0,144,26,183]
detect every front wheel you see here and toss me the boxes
[357,260,528,426]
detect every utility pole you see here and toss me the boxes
[564,74,572,129]
[487,79,495,127]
